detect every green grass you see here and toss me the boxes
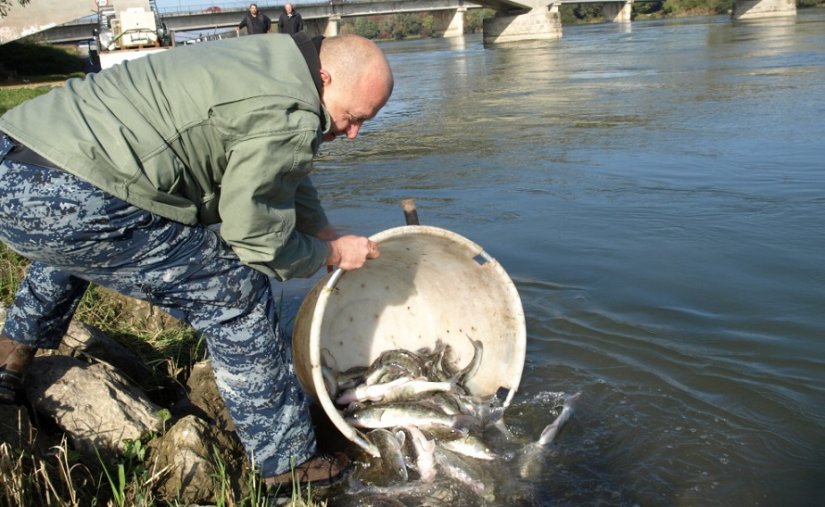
[0,39,85,114]
[0,86,54,116]
[0,40,85,81]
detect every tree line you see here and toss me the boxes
[335,0,825,40]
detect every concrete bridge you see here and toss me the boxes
[1,0,800,47]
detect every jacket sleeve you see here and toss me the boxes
[294,174,329,236]
[238,15,247,29]
[264,14,272,33]
[219,130,329,281]
[297,14,304,32]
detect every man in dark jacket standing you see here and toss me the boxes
[278,3,304,34]
[238,3,271,35]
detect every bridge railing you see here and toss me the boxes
[155,1,341,15]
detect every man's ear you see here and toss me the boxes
[319,68,332,87]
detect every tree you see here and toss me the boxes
[353,17,380,39]
[420,13,435,37]
[0,0,30,17]
[466,8,495,34]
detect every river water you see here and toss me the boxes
[302,10,825,506]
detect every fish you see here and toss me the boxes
[367,428,408,483]
[336,376,413,405]
[426,391,464,416]
[433,446,492,499]
[367,349,425,381]
[341,480,465,506]
[337,377,457,406]
[518,392,579,480]
[405,425,436,483]
[346,402,474,434]
[453,335,484,386]
[336,365,370,391]
[329,341,569,506]
[443,391,504,426]
[379,378,456,403]
[321,365,339,398]
[439,434,497,461]
[420,340,455,381]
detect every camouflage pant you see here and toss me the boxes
[0,136,315,476]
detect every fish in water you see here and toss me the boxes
[366,428,408,483]
[326,339,579,506]
[439,434,497,461]
[433,446,494,501]
[518,392,580,480]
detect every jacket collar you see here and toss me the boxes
[291,32,324,97]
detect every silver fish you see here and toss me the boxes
[429,390,464,411]
[518,392,579,480]
[336,376,413,405]
[363,363,409,386]
[367,428,408,482]
[420,340,453,380]
[346,403,473,434]
[380,378,456,403]
[439,434,497,461]
[370,349,425,379]
[336,365,369,391]
[456,335,484,385]
[433,446,490,498]
[405,425,436,483]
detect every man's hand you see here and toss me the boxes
[326,235,379,270]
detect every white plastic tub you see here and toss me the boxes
[292,225,526,456]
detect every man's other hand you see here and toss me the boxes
[326,235,379,270]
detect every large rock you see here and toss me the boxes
[149,415,247,504]
[25,355,163,461]
[57,320,154,384]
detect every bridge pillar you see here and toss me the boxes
[482,1,562,45]
[433,7,466,38]
[602,1,633,23]
[733,0,796,19]
[323,14,342,37]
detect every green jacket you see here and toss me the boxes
[0,35,332,280]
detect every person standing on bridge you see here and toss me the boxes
[237,3,271,35]
[278,3,304,34]
[0,33,393,488]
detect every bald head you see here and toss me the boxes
[318,35,394,141]
[320,35,394,100]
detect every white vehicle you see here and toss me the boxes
[94,0,170,68]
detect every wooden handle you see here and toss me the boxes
[401,198,420,225]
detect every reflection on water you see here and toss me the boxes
[310,11,825,506]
